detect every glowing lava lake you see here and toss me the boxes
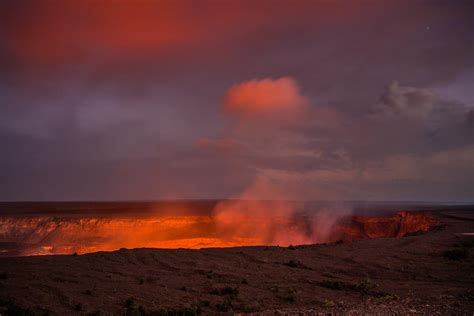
[0,201,437,256]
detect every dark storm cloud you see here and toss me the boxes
[0,0,473,200]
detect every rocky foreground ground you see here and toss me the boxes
[0,210,473,315]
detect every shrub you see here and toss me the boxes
[317,278,378,295]
[73,303,83,311]
[278,288,297,303]
[138,307,199,316]
[317,280,347,290]
[236,302,261,313]
[376,293,399,301]
[199,300,211,307]
[322,299,335,307]
[125,297,136,309]
[355,278,377,294]
[210,286,239,297]
[216,298,233,312]
[0,298,44,315]
[443,248,469,261]
[460,239,474,248]
[459,290,474,301]
[285,260,300,268]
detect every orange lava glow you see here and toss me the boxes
[0,215,254,256]
[0,210,436,257]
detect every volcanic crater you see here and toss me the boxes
[0,202,473,315]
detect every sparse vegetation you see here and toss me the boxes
[285,259,300,268]
[73,303,83,311]
[283,259,312,270]
[288,244,296,250]
[125,306,200,316]
[356,278,377,294]
[145,276,159,284]
[317,278,378,295]
[322,299,335,307]
[317,280,348,290]
[459,290,474,301]
[216,297,233,312]
[233,301,261,313]
[86,310,105,316]
[210,286,239,297]
[459,239,474,248]
[443,248,469,261]
[377,293,399,301]
[210,287,240,312]
[278,288,298,303]
[125,297,136,309]
[198,300,210,307]
[0,298,50,315]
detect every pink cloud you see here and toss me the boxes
[223,77,310,118]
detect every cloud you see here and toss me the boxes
[377,81,437,119]
[196,78,474,202]
[376,81,470,123]
[365,81,474,156]
[223,77,310,118]
[202,76,355,202]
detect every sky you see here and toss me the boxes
[0,0,473,201]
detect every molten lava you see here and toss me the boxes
[0,209,437,256]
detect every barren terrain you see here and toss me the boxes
[0,208,473,315]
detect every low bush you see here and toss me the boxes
[443,248,469,261]
[125,297,136,309]
[278,288,297,303]
[317,278,378,295]
[216,298,233,312]
[284,260,300,268]
[322,299,335,307]
[460,239,474,248]
[210,286,238,297]
[73,303,83,311]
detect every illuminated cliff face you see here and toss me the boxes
[0,212,436,256]
[336,211,438,240]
